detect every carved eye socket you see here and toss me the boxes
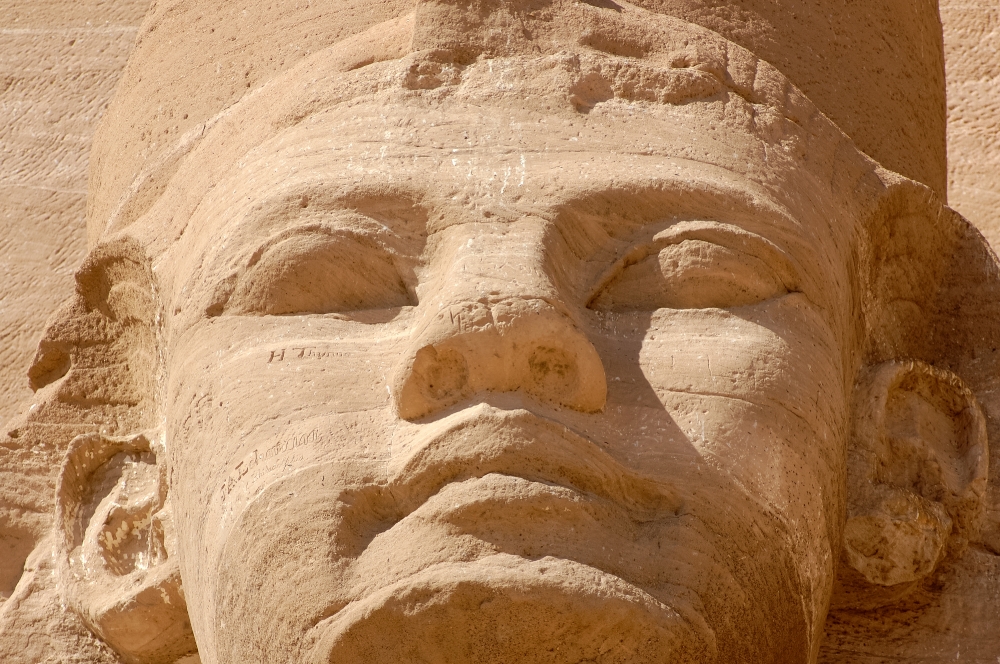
[225,232,414,315]
[588,239,788,311]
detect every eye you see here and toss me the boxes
[225,232,413,315]
[588,239,787,311]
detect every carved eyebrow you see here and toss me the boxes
[585,220,802,306]
[539,178,810,301]
[550,178,800,244]
[237,186,428,236]
[206,186,430,267]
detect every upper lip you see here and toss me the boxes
[384,402,682,522]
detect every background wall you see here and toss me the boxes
[941,1,1000,248]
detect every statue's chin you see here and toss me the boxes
[307,554,716,664]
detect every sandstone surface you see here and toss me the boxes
[0,0,149,427]
[941,1,1000,248]
[1,2,1000,663]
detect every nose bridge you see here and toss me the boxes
[392,227,607,420]
[435,222,558,303]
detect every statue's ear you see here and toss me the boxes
[835,360,989,608]
[55,432,197,664]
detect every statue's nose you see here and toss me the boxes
[390,233,607,420]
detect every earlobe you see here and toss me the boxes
[835,360,989,607]
[55,432,197,664]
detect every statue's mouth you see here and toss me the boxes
[294,402,712,662]
[383,402,684,522]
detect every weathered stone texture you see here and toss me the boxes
[941,1,1000,248]
[1,3,1000,663]
[0,1,149,428]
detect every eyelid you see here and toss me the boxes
[211,222,411,317]
[244,221,396,269]
[585,220,800,307]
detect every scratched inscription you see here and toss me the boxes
[220,428,323,501]
[268,347,351,363]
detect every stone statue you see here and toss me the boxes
[2,1,999,663]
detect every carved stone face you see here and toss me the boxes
[150,31,866,664]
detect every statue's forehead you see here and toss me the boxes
[148,86,814,250]
[87,0,945,248]
[197,124,804,240]
[96,2,813,236]
[116,33,865,254]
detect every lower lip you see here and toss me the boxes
[307,554,714,664]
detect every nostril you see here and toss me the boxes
[394,301,608,418]
[527,346,580,399]
[415,345,469,401]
